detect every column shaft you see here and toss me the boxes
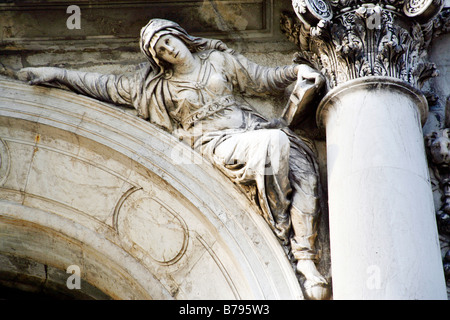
[318,77,447,299]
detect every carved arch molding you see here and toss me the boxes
[0,77,303,300]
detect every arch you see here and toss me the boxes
[0,77,303,299]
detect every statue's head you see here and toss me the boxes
[426,128,450,167]
[140,19,204,71]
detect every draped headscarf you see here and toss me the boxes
[134,18,234,131]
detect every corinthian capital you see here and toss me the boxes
[282,0,446,90]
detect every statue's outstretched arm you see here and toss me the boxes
[16,67,134,107]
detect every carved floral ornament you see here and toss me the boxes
[285,0,446,90]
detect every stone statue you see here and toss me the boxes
[426,127,450,287]
[17,18,329,299]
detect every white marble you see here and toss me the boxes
[318,77,447,299]
[0,77,303,299]
[15,18,331,299]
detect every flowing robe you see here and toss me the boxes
[59,50,321,259]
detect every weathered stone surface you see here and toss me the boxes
[1,0,449,300]
[0,76,303,299]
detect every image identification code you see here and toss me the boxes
[179,304,270,317]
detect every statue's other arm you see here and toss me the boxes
[221,51,325,127]
[17,67,135,107]
[223,51,322,97]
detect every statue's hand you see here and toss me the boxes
[16,67,62,85]
[254,118,287,130]
[295,64,325,88]
[282,64,326,128]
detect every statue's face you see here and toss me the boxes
[429,134,450,167]
[154,34,192,65]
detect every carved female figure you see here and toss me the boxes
[18,18,329,299]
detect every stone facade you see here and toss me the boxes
[281,0,449,299]
[0,0,449,299]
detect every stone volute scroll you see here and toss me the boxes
[283,0,448,299]
[15,18,330,300]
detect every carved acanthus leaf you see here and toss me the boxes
[281,0,445,90]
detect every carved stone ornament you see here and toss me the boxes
[282,0,446,90]
[404,0,444,23]
[292,0,333,25]
[16,18,331,299]
[431,7,450,38]
[425,127,450,289]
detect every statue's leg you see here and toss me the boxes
[288,144,330,299]
[210,128,330,299]
[209,128,293,243]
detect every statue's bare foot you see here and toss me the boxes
[297,260,331,300]
[296,259,327,284]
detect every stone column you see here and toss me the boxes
[286,0,448,299]
[318,77,446,299]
